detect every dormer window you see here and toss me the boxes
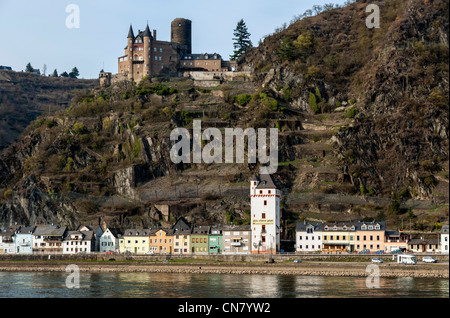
[375,225,380,230]
[361,225,367,230]
[368,225,373,230]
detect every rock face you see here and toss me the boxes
[241,0,449,199]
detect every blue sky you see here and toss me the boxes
[0,0,348,79]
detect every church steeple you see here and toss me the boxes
[127,24,135,38]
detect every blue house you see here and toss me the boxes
[14,226,35,254]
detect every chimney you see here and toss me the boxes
[153,29,157,40]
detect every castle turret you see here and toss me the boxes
[143,24,152,77]
[127,24,135,80]
[171,18,192,54]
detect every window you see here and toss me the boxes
[160,48,162,52]
[264,200,267,206]
[262,213,266,219]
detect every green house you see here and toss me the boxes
[209,226,223,254]
[191,226,210,254]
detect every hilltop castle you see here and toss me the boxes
[112,18,236,83]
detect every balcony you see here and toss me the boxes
[230,241,242,247]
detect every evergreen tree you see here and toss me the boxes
[25,63,34,72]
[69,67,79,78]
[51,69,58,77]
[230,19,252,61]
[60,71,69,78]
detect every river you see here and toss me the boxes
[0,271,448,298]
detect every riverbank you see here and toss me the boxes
[0,260,448,278]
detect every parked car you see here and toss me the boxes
[358,249,370,254]
[293,259,302,263]
[390,249,402,253]
[422,257,437,263]
[374,250,385,254]
[372,258,383,263]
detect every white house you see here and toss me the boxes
[99,228,122,253]
[0,225,21,254]
[250,174,281,254]
[441,225,449,254]
[295,222,323,253]
[63,231,94,254]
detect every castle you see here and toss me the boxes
[111,18,236,83]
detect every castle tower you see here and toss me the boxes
[250,174,281,254]
[127,24,135,80]
[143,24,152,77]
[171,18,192,54]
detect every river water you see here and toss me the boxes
[0,271,448,298]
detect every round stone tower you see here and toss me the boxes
[171,18,192,54]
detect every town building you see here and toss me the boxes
[441,225,449,254]
[0,225,20,254]
[191,226,211,254]
[171,217,192,255]
[384,230,409,252]
[322,222,356,253]
[250,174,281,254]
[99,228,123,253]
[209,226,223,254]
[63,230,94,254]
[295,222,323,253]
[222,225,252,255]
[32,225,67,254]
[77,224,103,252]
[119,229,151,254]
[408,236,441,253]
[355,221,386,253]
[149,229,174,254]
[14,226,35,254]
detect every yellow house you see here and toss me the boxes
[149,229,174,254]
[119,229,151,254]
[322,222,356,253]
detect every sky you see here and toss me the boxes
[0,0,349,79]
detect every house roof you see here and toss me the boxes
[143,24,152,38]
[355,221,386,231]
[408,238,440,245]
[221,225,251,232]
[295,222,324,232]
[16,226,35,234]
[192,226,211,235]
[255,174,278,190]
[123,229,154,237]
[105,228,123,238]
[181,53,222,60]
[33,225,66,236]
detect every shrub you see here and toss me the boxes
[234,94,252,106]
[73,122,86,135]
[345,108,358,118]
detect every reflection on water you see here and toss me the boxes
[0,271,448,298]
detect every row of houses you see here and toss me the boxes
[2,220,448,256]
[296,222,449,254]
[0,219,254,255]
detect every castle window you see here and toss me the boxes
[155,56,158,60]
[154,48,157,52]
[159,56,162,61]
[160,48,162,52]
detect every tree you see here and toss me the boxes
[60,71,69,77]
[230,19,252,61]
[277,38,296,61]
[25,63,34,72]
[51,69,58,77]
[69,67,79,78]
